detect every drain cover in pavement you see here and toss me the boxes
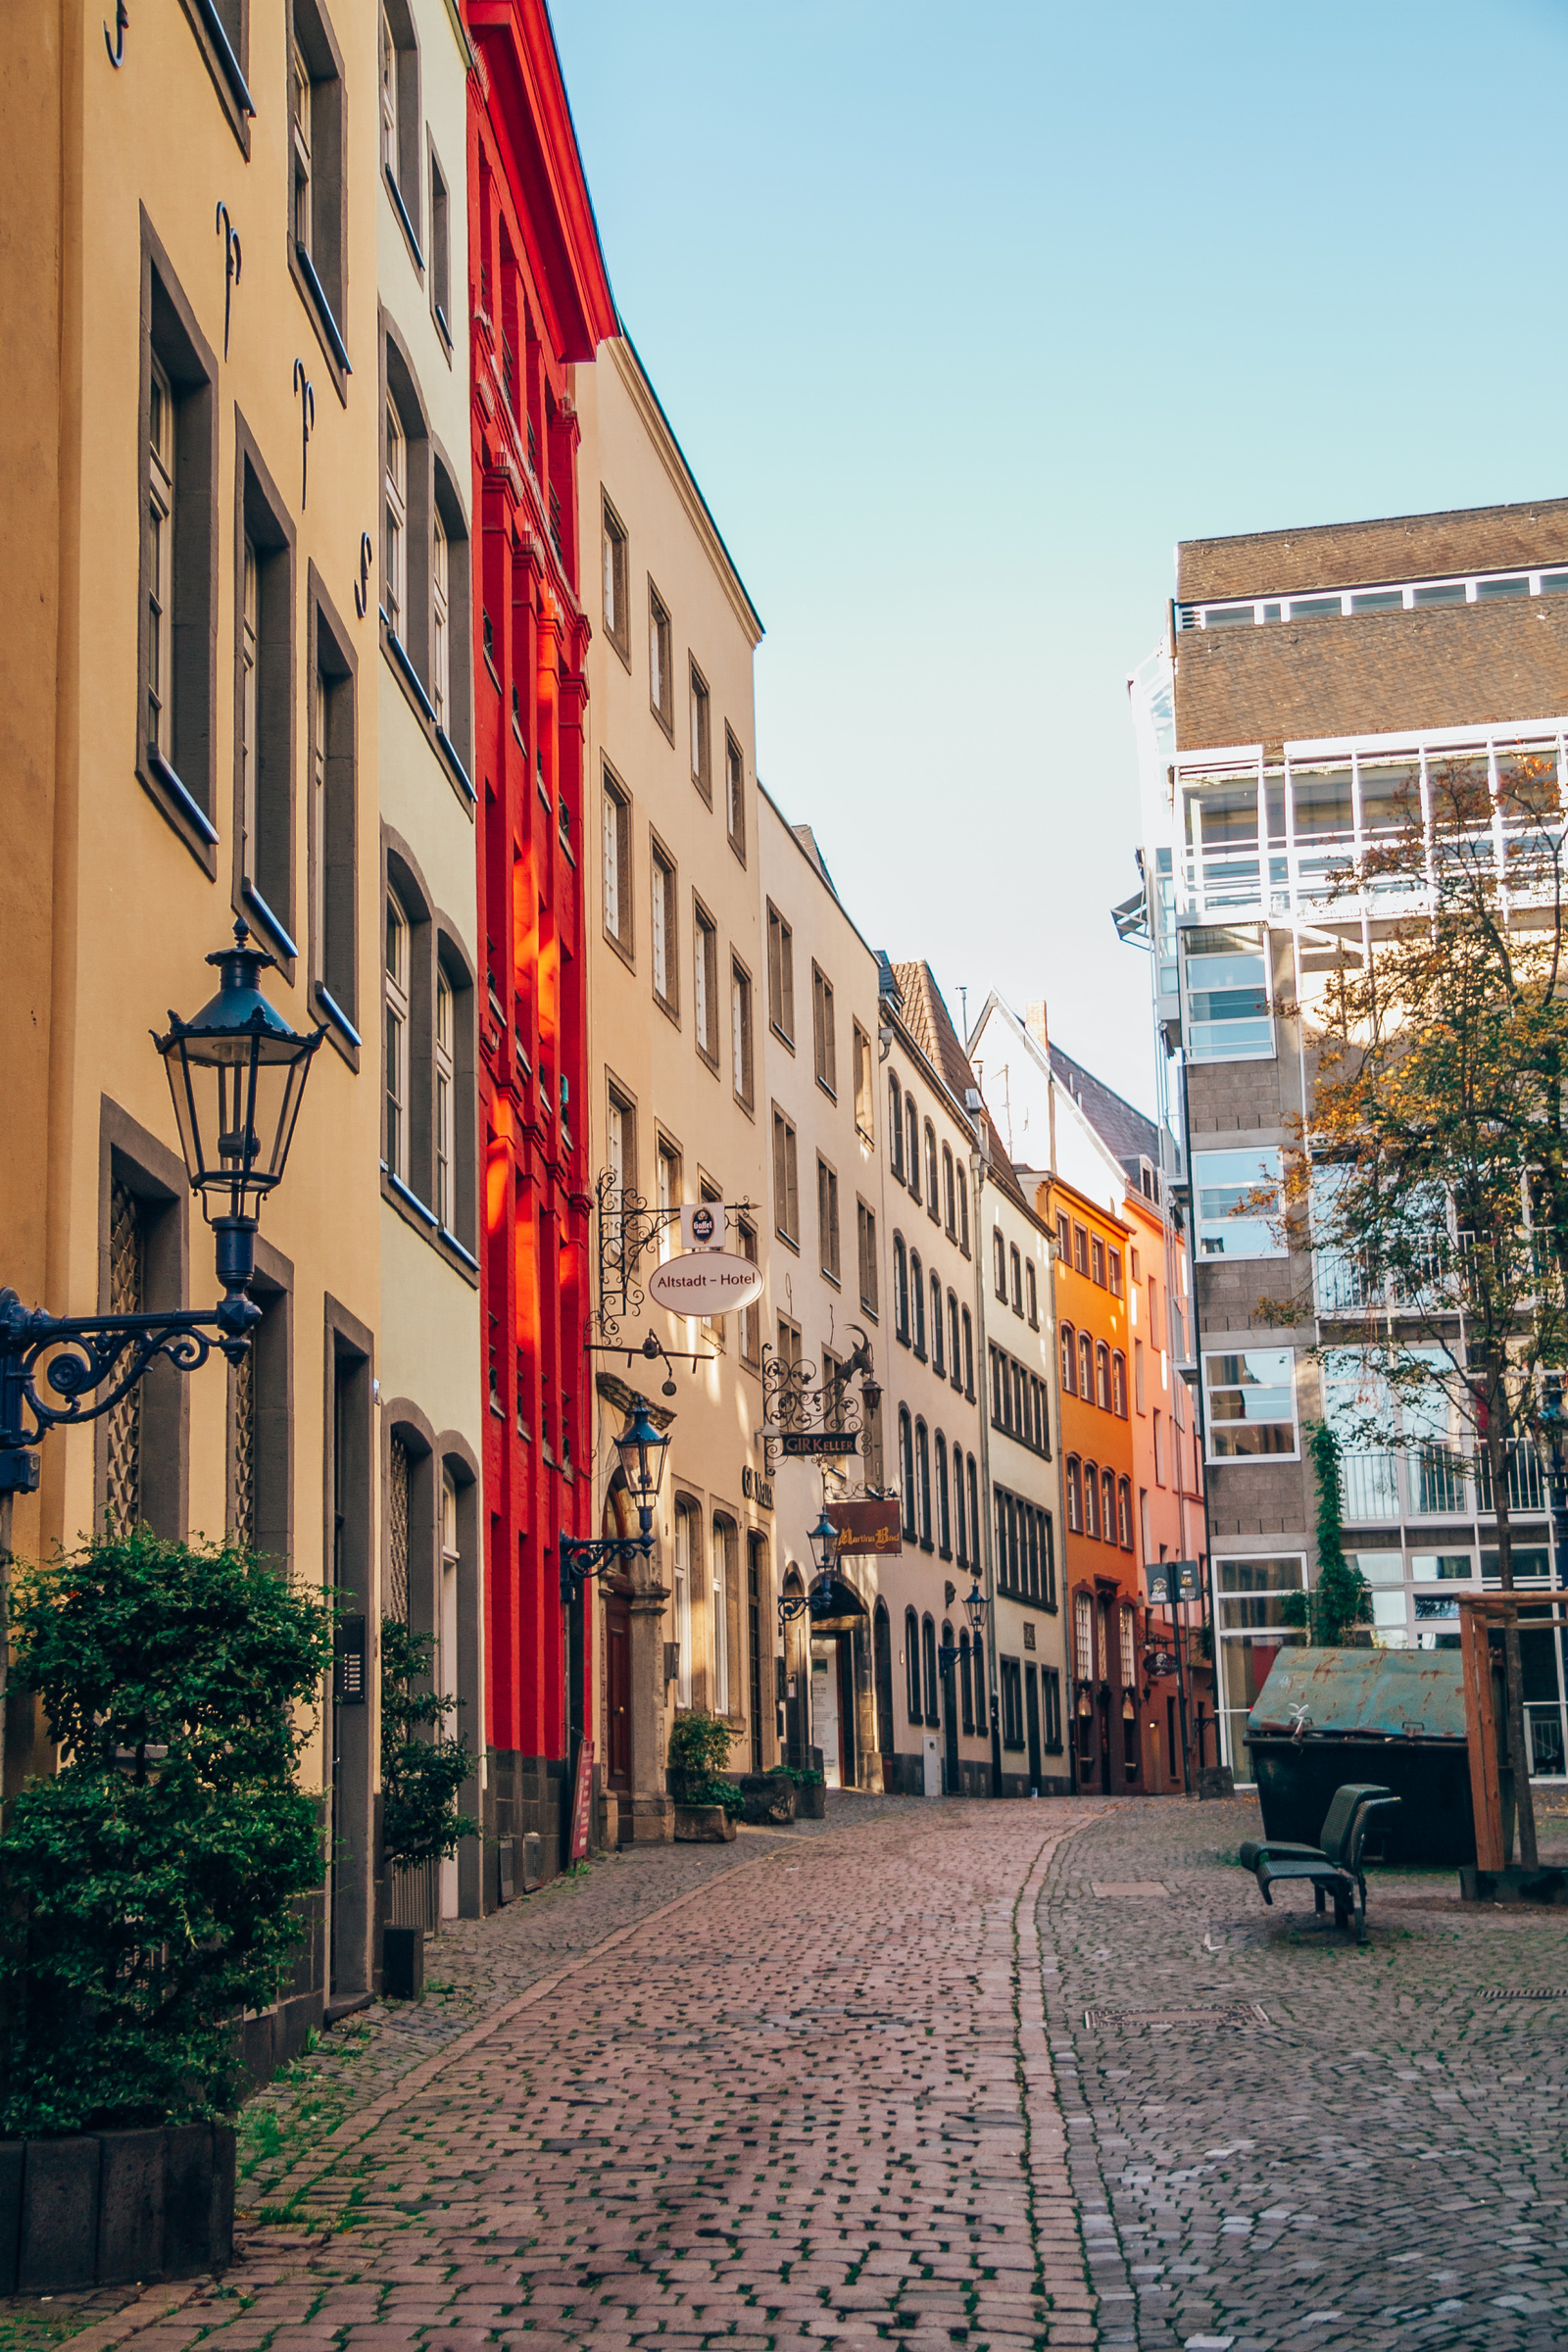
[1091,1881,1170,1897]
[1085,2002,1269,2029]
[1481,1986,1568,2000]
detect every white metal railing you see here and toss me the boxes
[1338,1440,1544,1524]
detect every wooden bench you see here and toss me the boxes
[1240,1781,1402,1944]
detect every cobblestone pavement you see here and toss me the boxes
[1041,1791,1568,2352]
[65,1796,1106,2352]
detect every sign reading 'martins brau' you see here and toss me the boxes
[646,1250,764,1315]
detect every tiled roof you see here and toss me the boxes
[1178,496,1568,604]
[1173,598,1568,753]
[1049,1041,1158,1180]
[891,961,1029,1212]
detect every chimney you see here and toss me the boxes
[1026,1001,1049,1054]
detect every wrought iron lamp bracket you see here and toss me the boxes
[559,1527,654,1606]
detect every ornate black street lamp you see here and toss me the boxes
[938,1577,989,1671]
[778,1507,841,1629]
[0,925,323,1497]
[560,1393,671,1603]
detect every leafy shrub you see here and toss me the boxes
[666,1709,736,1807]
[0,1528,335,2136]
[766,1762,824,1788]
[379,1617,478,1871]
[1280,1422,1372,1646]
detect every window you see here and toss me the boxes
[1153,1408,1164,1485]
[967,1456,979,1569]
[930,1272,945,1376]
[1025,1261,1039,1327]
[601,497,629,660]
[710,1520,732,1715]
[1010,1246,1024,1316]
[383,400,406,640]
[379,1,420,226]
[993,1230,1007,1298]
[959,1629,973,1734]
[602,769,632,955]
[817,1157,841,1284]
[811,965,837,1097]
[1060,1324,1075,1394]
[1091,1237,1106,1287]
[1078,1332,1093,1397]
[1066,1457,1082,1533]
[656,1139,682,1270]
[772,1108,800,1246]
[726,729,746,858]
[900,1411,916,1542]
[854,1023,874,1140]
[1108,1248,1123,1299]
[138,230,219,853]
[147,356,175,765]
[1135,1338,1146,1412]
[1074,1593,1093,1683]
[1111,1351,1127,1416]
[1102,1470,1117,1544]
[1096,1343,1110,1410]
[1074,1224,1089,1276]
[431,510,450,731]
[955,1446,968,1565]
[962,1307,974,1398]
[1056,1212,1071,1260]
[776,1314,802,1378]
[894,1234,909,1343]
[922,1615,940,1722]
[957,1166,969,1255]
[910,1251,925,1356]
[858,1201,878,1316]
[672,1501,695,1708]
[1001,1658,1024,1749]
[730,960,754,1107]
[948,1294,961,1392]
[434,968,455,1230]
[1204,1348,1297,1458]
[936,1434,951,1557]
[607,1083,634,1197]
[1117,1478,1134,1551]
[648,582,672,732]
[1195,1147,1287,1258]
[973,1635,988,1736]
[766,903,795,1044]
[693,902,718,1065]
[1042,1667,1062,1752]
[689,662,711,801]
[906,1605,921,1721]
[309,591,357,1046]
[889,1076,905,1177]
[906,1099,920,1196]
[943,1146,956,1238]
[428,143,451,343]
[290,0,347,360]
[385,889,410,1179]
[651,843,676,1011]
[924,1124,939,1218]
[737,1217,761,1366]
[1083,1463,1100,1539]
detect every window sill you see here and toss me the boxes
[654,992,681,1032]
[380,1167,479,1287]
[769,1022,796,1055]
[382,626,475,819]
[240,877,297,977]
[728,833,747,868]
[138,747,218,876]
[774,1229,800,1256]
[314,981,361,1071]
[175,0,253,154]
[434,302,454,360]
[602,925,636,975]
[383,165,424,278]
[288,243,350,405]
[437,726,475,805]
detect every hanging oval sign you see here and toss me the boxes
[646,1250,763,1314]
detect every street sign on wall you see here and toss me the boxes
[827,1497,903,1555]
[646,1250,763,1315]
[780,1429,858,1458]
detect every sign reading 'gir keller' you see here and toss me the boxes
[646,1250,763,1315]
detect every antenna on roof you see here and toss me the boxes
[958,985,968,1033]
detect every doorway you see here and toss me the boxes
[1024,1663,1043,1792]
[605,1592,630,1791]
[748,1538,765,1772]
[810,1639,841,1788]
[941,1632,959,1794]
[1099,1691,1113,1791]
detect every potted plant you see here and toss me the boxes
[380,1617,477,1991]
[768,1761,826,1819]
[665,1711,741,1840]
[0,1527,335,2293]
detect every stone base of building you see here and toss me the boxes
[615,1791,674,1845]
[997,1769,1075,1800]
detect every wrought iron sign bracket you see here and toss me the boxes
[559,1526,653,1607]
[591,1168,758,1345]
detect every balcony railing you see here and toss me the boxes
[1339,1440,1544,1525]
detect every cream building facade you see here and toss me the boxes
[373,0,485,1922]
[3,0,385,2046]
[577,337,772,1844]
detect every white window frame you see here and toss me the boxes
[385,888,411,1181]
[1195,1147,1286,1260]
[1202,1347,1298,1463]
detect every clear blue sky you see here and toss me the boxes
[551,0,1568,1116]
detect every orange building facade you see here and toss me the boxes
[1048,1175,1142,1793]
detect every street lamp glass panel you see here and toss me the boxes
[961,1578,989,1637]
[808,1509,838,1579]
[614,1396,670,1505]
[156,925,324,1224]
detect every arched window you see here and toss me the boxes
[899,1407,915,1539]
[967,1456,979,1567]
[1118,1476,1134,1549]
[948,1292,961,1391]
[889,1074,905,1178]
[959,1630,974,1734]
[962,1307,974,1397]
[1111,1351,1127,1416]
[1074,1592,1094,1682]
[1102,1469,1117,1544]
[993,1229,1007,1299]
[955,1447,967,1565]
[935,1432,951,1556]
[957,1165,969,1253]
[906,1606,921,1722]
[972,1633,987,1735]
[672,1499,696,1706]
[922,1614,940,1724]
[1060,1324,1075,1395]
[1096,1342,1111,1410]
[894,1234,909,1345]
[385,887,411,1179]
[916,1419,932,1548]
[1066,1457,1082,1532]
[906,1098,921,1195]
[1084,1461,1100,1538]
[911,1251,926,1355]
[924,1122,939,1215]
[1078,1332,1093,1398]
[874,1600,895,1755]
[1026,1261,1039,1327]
[943,1144,956,1237]
[930,1272,945,1375]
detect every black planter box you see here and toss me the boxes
[739,1775,795,1825]
[0,2121,234,2292]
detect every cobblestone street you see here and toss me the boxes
[40,1789,1568,2352]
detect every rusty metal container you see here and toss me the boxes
[1247,1647,1476,1866]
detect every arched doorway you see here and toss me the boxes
[809,1569,867,1790]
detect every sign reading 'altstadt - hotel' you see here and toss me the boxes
[645,1251,764,1315]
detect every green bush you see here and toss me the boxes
[766,1762,824,1788]
[0,1528,335,2136]
[379,1617,478,1871]
[666,1709,736,1806]
[1280,1422,1372,1646]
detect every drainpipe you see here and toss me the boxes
[968,1136,1004,1798]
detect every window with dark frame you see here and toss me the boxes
[602,498,629,660]
[310,588,358,1047]
[602,767,632,956]
[766,902,794,1044]
[858,1200,878,1316]
[693,900,718,1066]
[651,841,677,1011]
[291,0,348,357]
[689,661,711,802]
[730,959,754,1107]
[428,143,451,345]
[772,1107,800,1246]
[817,1156,841,1284]
[811,964,837,1097]
[726,729,746,859]
[235,438,295,955]
[139,227,218,853]
[648,581,672,732]
[379,1,421,240]
[737,1217,761,1366]
[854,1022,874,1140]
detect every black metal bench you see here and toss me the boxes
[1240,1781,1402,1944]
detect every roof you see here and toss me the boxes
[1173,597,1568,752]
[891,961,1030,1214]
[1179,495,1568,605]
[792,824,834,890]
[1049,1041,1159,1179]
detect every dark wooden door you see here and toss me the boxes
[748,1539,764,1772]
[1024,1663,1043,1791]
[606,1593,631,1790]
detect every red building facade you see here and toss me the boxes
[466,0,614,1884]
